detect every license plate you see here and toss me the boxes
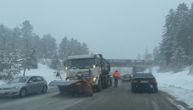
[140,81,148,83]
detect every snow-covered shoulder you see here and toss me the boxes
[24,63,66,84]
[153,67,193,108]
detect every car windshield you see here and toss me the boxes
[8,77,28,83]
[68,58,95,69]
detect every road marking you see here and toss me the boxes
[152,101,159,110]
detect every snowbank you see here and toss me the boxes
[153,68,193,108]
[23,64,66,84]
[0,64,66,86]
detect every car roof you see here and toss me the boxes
[133,73,155,79]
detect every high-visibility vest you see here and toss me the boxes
[113,71,120,78]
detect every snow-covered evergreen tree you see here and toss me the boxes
[39,34,57,59]
[59,37,89,60]
[158,3,193,71]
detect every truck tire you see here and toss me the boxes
[109,78,112,87]
[96,79,102,92]
[103,79,108,89]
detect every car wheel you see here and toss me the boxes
[42,85,48,94]
[154,87,158,93]
[19,88,27,97]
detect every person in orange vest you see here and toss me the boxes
[113,70,121,88]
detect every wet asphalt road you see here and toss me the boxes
[0,82,185,110]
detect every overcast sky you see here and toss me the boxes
[0,0,192,59]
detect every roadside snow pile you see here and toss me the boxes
[24,63,66,84]
[153,68,193,108]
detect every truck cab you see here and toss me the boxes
[65,54,111,91]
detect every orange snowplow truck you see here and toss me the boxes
[50,54,112,96]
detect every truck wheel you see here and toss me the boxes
[103,80,108,88]
[109,78,113,87]
[41,85,48,94]
[96,80,102,92]
[109,78,112,87]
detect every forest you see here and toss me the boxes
[0,20,89,79]
[154,3,193,72]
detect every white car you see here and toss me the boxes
[0,76,48,97]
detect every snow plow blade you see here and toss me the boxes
[49,80,93,96]
[49,80,80,86]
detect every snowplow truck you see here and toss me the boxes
[50,54,112,96]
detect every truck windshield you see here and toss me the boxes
[68,58,96,69]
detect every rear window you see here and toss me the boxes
[36,77,44,81]
[133,78,155,81]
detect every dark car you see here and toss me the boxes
[131,73,158,93]
[0,76,48,97]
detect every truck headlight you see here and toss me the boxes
[93,76,97,82]
[93,65,96,69]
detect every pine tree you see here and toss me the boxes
[160,9,177,65]
[59,37,69,60]
[40,34,57,59]
[158,3,193,71]
[21,20,33,55]
[174,3,189,65]
[59,37,89,60]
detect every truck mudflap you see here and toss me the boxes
[49,80,93,96]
